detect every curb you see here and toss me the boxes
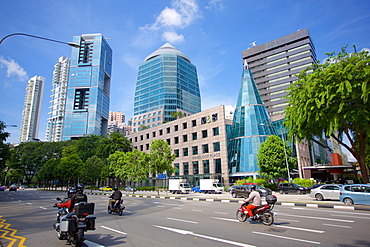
[86,191,370,211]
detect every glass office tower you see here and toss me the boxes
[134,43,201,122]
[62,33,112,140]
[228,61,275,181]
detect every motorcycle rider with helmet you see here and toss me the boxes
[243,185,261,221]
[61,183,88,219]
[109,186,123,210]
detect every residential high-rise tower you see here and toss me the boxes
[45,56,70,142]
[19,75,45,142]
[62,33,112,140]
[133,43,201,125]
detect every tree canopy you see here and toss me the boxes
[284,46,370,183]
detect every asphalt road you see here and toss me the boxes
[1,189,370,247]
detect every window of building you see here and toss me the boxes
[135,137,138,142]
[183,162,189,175]
[183,122,187,129]
[166,127,170,134]
[174,136,179,144]
[212,113,218,122]
[192,132,197,140]
[213,142,220,152]
[203,160,210,174]
[213,127,219,136]
[142,120,146,124]
[183,148,188,156]
[174,163,179,176]
[166,139,170,145]
[140,135,143,141]
[159,129,163,135]
[140,145,143,151]
[192,146,198,155]
[202,130,208,138]
[202,144,209,153]
[192,120,196,127]
[215,159,221,173]
[146,143,150,150]
[152,132,156,137]
[174,125,178,131]
[174,149,179,157]
[158,117,161,121]
[192,161,199,174]
[183,134,188,142]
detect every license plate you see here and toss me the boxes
[77,222,86,228]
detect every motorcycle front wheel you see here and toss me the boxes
[118,208,123,216]
[262,212,274,226]
[236,210,247,222]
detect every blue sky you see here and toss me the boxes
[1,0,369,157]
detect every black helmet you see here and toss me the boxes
[114,186,118,191]
[250,185,256,191]
[76,183,84,192]
[67,187,76,198]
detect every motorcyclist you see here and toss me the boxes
[61,183,88,218]
[109,186,123,210]
[243,185,261,221]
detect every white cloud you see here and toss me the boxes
[163,31,185,43]
[0,56,28,81]
[206,0,225,11]
[140,0,200,44]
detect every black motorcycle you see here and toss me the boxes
[53,197,96,247]
[108,199,125,216]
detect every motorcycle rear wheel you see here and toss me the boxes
[108,205,112,214]
[262,212,274,226]
[236,210,247,222]
[118,208,123,216]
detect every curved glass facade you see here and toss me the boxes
[228,62,275,178]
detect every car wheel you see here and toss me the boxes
[315,194,323,201]
[343,198,354,205]
[232,193,236,198]
[297,190,302,194]
[279,190,284,194]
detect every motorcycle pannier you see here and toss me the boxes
[61,218,77,232]
[85,216,96,230]
[74,202,95,216]
[266,195,277,204]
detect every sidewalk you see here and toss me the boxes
[88,190,370,211]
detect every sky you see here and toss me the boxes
[1,0,369,161]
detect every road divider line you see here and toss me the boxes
[252,231,320,245]
[84,240,105,247]
[101,226,127,235]
[167,217,198,224]
[211,217,239,222]
[39,207,47,210]
[274,225,324,233]
[277,212,354,223]
[323,223,351,228]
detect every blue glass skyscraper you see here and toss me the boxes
[134,43,201,122]
[62,33,112,140]
[228,60,275,180]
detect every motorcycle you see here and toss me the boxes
[108,199,125,216]
[236,195,277,226]
[53,197,96,247]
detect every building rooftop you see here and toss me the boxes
[144,42,191,62]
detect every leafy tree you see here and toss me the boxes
[108,150,149,194]
[284,46,370,183]
[139,125,148,131]
[36,158,61,187]
[81,155,104,186]
[0,120,11,183]
[257,135,296,181]
[74,135,103,162]
[170,111,184,119]
[56,146,83,186]
[95,132,131,159]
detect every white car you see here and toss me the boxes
[310,184,343,201]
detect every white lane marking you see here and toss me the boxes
[154,225,256,247]
[278,218,300,222]
[27,203,32,205]
[153,201,183,206]
[330,214,369,219]
[167,217,198,224]
[292,207,370,216]
[323,223,352,228]
[101,226,127,235]
[40,207,47,210]
[274,225,324,233]
[191,209,203,212]
[252,231,320,245]
[18,200,22,202]
[211,217,239,222]
[84,240,105,247]
[214,211,228,215]
[277,212,354,223]
[172,207,183,210]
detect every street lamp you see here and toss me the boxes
[261,123,291,182]
[0,33,80,48]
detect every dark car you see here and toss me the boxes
[278,183,308,194]
[9,185,17,191]
[124,186,136,192]
[0,186,5,191]
[230,184,272,198]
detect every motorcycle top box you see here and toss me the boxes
[266,195,277,204]
[74,202,95,216]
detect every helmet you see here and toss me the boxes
[114,186,118,191]
[76,183,84,192]
[67,187,76,198]
[250,185,256,191]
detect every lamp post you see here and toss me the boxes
[261,123,291,182]
[0,33,80,48]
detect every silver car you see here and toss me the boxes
[310,184,343,201]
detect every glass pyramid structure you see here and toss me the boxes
[228,60,275,178]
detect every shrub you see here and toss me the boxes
[293,178,314,188]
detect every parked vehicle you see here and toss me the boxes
[99,186,112,191]
[307,184,322,191]
[0,186,5,191]
[339,184,370,205]
[230,184,272,198]
[53,197,96,247]
[9,185,17,191]
[199,179,224,194]
[236,195,277,226]
[192,186,202,193]
[227,185,237,193]
[169,179,191,194]
[124,186,136,192]
[309,184,342,201]
[108,199,125,216]
[278,183,308,194]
